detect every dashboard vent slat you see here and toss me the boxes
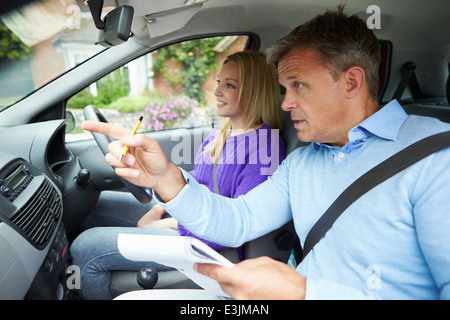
[11,178,62,248]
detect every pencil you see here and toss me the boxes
[119,116,143,162]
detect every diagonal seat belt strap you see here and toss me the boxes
[393,61,422,101]
[301,131,450,262]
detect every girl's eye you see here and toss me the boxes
[216,79,236,89]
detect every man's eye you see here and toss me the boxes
[295,82,302,89]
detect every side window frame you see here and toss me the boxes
[65,34,257,141]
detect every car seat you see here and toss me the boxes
[401,62,450,122]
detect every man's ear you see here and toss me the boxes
[343,66,365,99]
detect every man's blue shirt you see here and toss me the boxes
[163,100,450,299]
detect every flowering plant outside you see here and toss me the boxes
[143,94,199,131]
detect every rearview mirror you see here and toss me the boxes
[87,0,133,47]
[96,5,134,47]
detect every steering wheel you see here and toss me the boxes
[83,105,153,204]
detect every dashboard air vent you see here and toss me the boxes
[11,178,62,248]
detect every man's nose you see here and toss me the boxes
[281,91,297,111]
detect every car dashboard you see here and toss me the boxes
[0,120,77,299]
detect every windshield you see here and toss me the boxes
[0,0,106,111]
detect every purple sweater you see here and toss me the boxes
[177,124,286,254]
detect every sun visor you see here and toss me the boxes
[144,0,208,38]
[0,0,68,47]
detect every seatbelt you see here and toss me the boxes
[393,61,422,101]
[213,156,221,195]
[300,131,450,262]
[446,62,450,104]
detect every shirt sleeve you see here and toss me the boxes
[162,154,293,248]
[411,150,450,300]
[176,128,287,250]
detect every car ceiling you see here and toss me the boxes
[73,0,450,53]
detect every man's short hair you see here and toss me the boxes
[267,5,381,100]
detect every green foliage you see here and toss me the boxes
[96,68,130,105]
[0,21,33,61]
[69,37,222,119]
[108,95,149,113]
[67,88,96,109]
[68,68,131,109]
[68,89,148,113]
[152,37,223,105]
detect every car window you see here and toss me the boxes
[0,0,108,111]
[66,35,250,141]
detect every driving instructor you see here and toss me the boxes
[81,6,450,299]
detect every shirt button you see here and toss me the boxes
[338,152,345,158]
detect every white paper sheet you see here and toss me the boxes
[117,233,235,298]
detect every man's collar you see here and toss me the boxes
[312,99,408,151]
[357,99,408,141]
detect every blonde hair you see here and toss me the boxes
[206,51,282,164]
